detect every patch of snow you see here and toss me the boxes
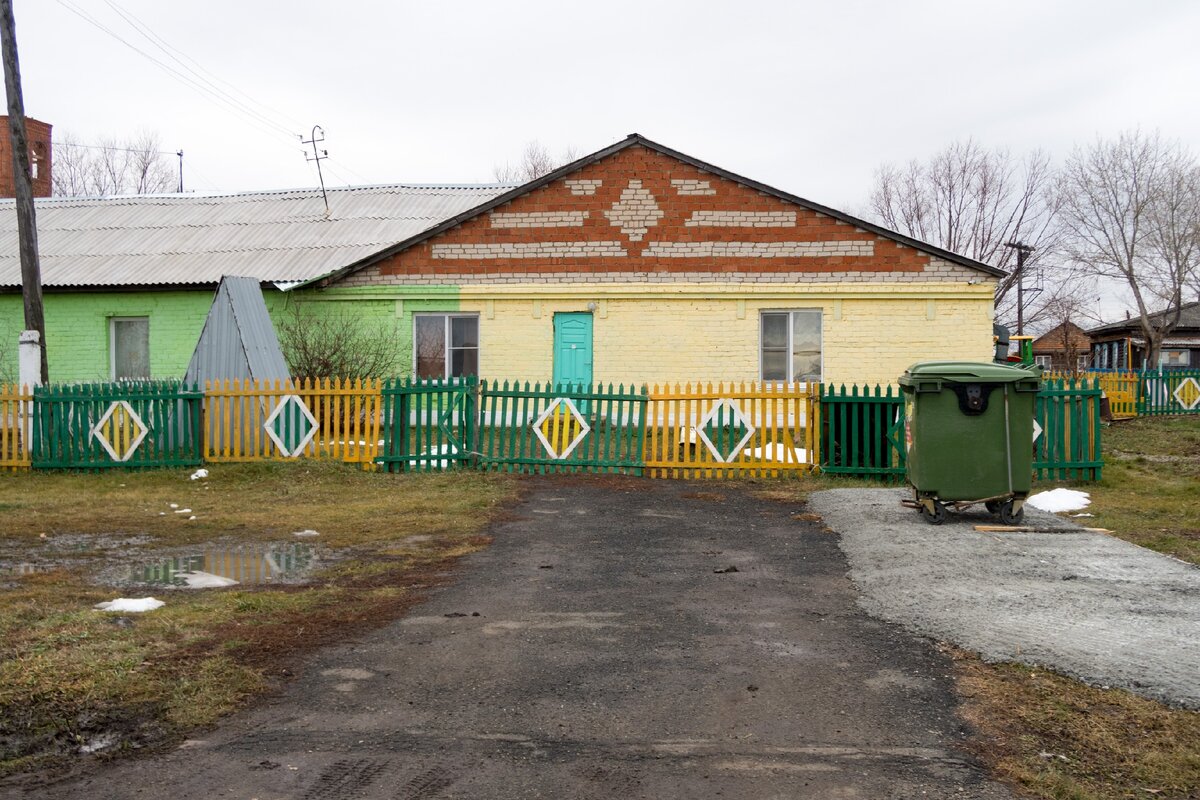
[190,469,209,480]
[187,515,196,521]
[1027,488,1091,513]
[180,571,238,589]
[95,597,165,613]
[293,529,320,537]
[174,508,192,514]
[742,443,807,463]
[414,444,459,469]
[1070,513,1095,518]
[169,503,178,509]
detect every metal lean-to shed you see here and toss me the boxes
[185,276,290,385]
[185,276,292,455]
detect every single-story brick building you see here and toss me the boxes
[1,134,1003,386]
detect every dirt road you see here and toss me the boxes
[3,479,1010,799]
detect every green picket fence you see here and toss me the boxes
[819,384,905,480]
[376,377,475,472]
[1137,369,1200,416]
[1034,378,1103,481]
[820,379,1104,482]
[31,381,204,470]
[476,380,647,474]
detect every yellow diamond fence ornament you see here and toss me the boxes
[1172,377,1200,411]
[532,398,591,460]
[90,400,149,462]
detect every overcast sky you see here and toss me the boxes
[12,1,1200,320]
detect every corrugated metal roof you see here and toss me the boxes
[0,183,512,288]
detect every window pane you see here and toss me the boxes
[762,350,787,381]
[451,347,478,377]
[415,316,446,379]
[113,318,149,379]
[761,313,787,348]
[451,316,478,348]
[792,350,821,383]
[791,311,821,382]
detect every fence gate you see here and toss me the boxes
[31,381,203,470]
[477,380,647,474]
[818,384,906,480]
[377,377,476,472]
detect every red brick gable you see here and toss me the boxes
[375,145,930,278]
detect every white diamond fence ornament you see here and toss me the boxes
[694,399,756,463]
[1172,377,1200,410]
[263,395,320,458]
[532,398,591,460]
[1032,419,1043,442]
[90,400,149,462]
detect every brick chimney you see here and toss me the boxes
[0,115,52,197]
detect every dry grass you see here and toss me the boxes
[952,648,1200,800]
[0,462,518,777]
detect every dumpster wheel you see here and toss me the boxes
[920,501,947,525]
[998,499,1025,525]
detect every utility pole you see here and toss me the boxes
[301,125,329,217]
[1004,241,1035,336]
[177,149,184,193]
[0,0,46,383]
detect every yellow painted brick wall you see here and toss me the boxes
[459,283,994,386]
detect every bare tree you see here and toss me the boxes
[52,130,176,197]
[1058,130,1200,367]
[868,140,1061,314]
[493,140,578,184]
[275,303,402,380]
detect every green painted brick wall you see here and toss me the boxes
[0,286,461,383]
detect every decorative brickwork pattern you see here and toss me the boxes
[603,179,664,242]
[351,145,992,285]
[685,210,796,227]
[490,211,589,229]
[432,242,627,259]
[643,241,874,258]
[565,179,602,195]
[671,179,715,195]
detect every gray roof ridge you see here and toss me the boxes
[6,182,517,206]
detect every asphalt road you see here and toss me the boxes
[4,479,1011,799]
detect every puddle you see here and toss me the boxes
[121,543,318,589]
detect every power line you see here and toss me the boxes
[55,0,299,146]
[100,0,304,137]
[56,140,176,155]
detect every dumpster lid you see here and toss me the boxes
[900,360,1041,384]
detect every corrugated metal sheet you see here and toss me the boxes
[0,183,511,288]
[184,276,290,385]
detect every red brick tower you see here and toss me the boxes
[0,115,52,197]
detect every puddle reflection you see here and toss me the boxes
[132,543,315,588]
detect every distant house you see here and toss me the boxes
[2,134,1004,386]
[1087,302,1200,371]
[1031,321,1092,371]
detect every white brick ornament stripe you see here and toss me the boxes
[490,211,589,229]
[685,211,797,227]
[565,180,602,195]
[432,242,628,259]
[642,241,875,258]
[671,179,716,195]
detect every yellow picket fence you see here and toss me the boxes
[203,378,383,466]
[643,382,817,478]
[0,384,32,470]
[1045,370,1138,419]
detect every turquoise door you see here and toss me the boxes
[553,313,593,389]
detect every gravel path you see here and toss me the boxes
[810,488,1200,708]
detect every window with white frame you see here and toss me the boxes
[1034,355,1052,369]
[110,317,150,379]
[1077,354,1091,370]
[414,314,479,379]
[760,310,821,383]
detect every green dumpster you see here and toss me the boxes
[899,361,1041,525]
